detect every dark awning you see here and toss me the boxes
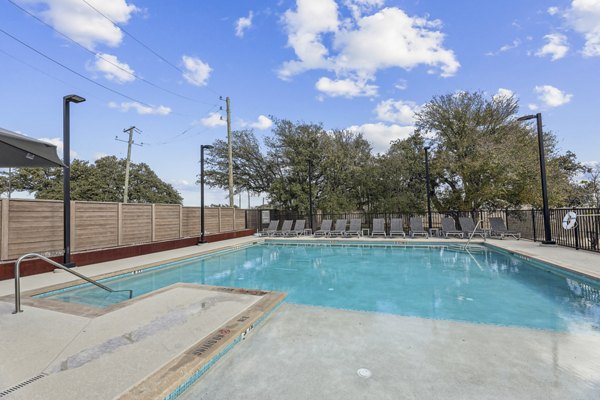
[0,127,64,168]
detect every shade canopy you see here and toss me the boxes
[0,127,64,168]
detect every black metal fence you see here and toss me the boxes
[251,208,600,253]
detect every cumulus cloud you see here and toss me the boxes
[564,0,600,57]
[244,115,273,130]
[493,88,514,102]
[315,77,377,97]
[375,99,420,124]
[25,0,138,50]
[486,39,521,56]
[200,112,226,127]
[347,123,414,153]
[279,0,459,97]
[182,55,212,86]
[108,101,171,115]
[235,11,253,37]
[88,53,135,83]
[548,6,560,15]
[534,85,573,107]
[528,103,539,111]
[536,33,569,60]
[39,137,78,158]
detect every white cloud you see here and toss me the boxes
[182,55,212,86]
[564,0,600,56]
[493,88,514,102]
[548,6,560,15]
[250,115,273,130]
[528,103,539,111]
[395,79,408,90]
[26,0,138,50]
[486,39,521,56]
[279,1,459,96]
[534,85,573,107]
[347,122,414,153]
[39,137,78,159]
[374,99,420,124]
[536,33,569,60]
[94,152,108,160]
[235,11,253,37]
[315,77,377,97]
[108,101,171,115]
[89,53,135,83]
[200,112,226,127]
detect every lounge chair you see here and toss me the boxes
[329,219,347,237]
[441,217,464,238]
[261,220,278,236]
[371,218,386,237]
[459,217,486,239]
[389,218,406,238]
[314,219,332,237]
[489,217,521,240]
[286,219,306,236]
[409,217,429,238]
[344,219,362,237]
[272,220,293,236]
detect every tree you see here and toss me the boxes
[415,91,584,210]
[10,156,182,204]
[579,165,600,207]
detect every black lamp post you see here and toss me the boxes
[424,145,433,230]
[517,113,555,245]
[199,144,214,244]
[308,159,314,230]
[63,94,85,267]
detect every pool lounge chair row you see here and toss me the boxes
[371,217,429,238]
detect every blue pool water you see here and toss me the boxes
[37,242,600,332]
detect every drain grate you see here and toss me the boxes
[0,373,48,397]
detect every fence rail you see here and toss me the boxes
[0,199,256,262]
[255,207,600,253]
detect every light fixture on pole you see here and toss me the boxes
[517,113,555,245]
[199,144,214,244]
[63,94,85,267]
[424,145,433,231]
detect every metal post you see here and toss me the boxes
[531,208,537,242]
[424,146,433,230]
[308,159,314,230]
[536,113,555,245]
[199,144,213,244]
[62,94,85,267]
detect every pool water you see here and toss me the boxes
[37,243,600,332]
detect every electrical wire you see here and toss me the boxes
[6,0,215,106]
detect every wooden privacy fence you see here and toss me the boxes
[0,199,253,261]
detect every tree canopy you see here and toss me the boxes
[8,156,182,204]
[205,92,587,213]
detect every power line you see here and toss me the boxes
[7,0,215,106]
[78,0,222,98]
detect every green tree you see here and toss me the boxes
[10,156,182,204]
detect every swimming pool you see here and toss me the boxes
[36,241,600,332]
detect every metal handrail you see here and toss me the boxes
[13,253,133,314]
[463,220,486,250]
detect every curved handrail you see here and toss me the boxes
[463,219,486,250]
[13,253,133,314]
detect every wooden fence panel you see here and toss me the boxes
[182,207,200,238]
[121,204,152,245]
[7,200,63,259]
[220,208,234,232]
[235,209,246,231]
[204,208,220,234]
[155,204,181,241]
[74,202,119,251]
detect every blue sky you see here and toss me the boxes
[1,0,599,206]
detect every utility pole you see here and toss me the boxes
[220,96,234,207]
[115,126,143,203]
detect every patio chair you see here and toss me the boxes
[459,217,486,239]
[441,217,464,239]
[489,217,520,240]
[389,218,406,238]
[261,220,279,236]
[344,219,362,237]
[272,220,293,236]
[314,219,333,237]
[409,217,429,238]
[286,219,306,236]
[329,219,348,237]
[371,218,386,237]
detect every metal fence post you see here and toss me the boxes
[531,208,537,242]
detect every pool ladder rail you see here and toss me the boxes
[463,220,486,250]
[13,253,133,314]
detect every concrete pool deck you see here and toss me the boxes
[1,235,600,399]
